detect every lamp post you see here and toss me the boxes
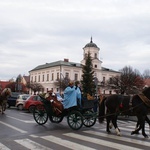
[94,77,98,98]
[60,65,61,94]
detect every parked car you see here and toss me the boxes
[23,95,43,113]
[15,94,30,110]
[7,92,21,108]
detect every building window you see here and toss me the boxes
[42,75,44,82]
[94,64,97,68]
[57,72,59,80]
[84,53,87,59]
[103,77,105,82]
[31,76,33,82]
[65,72,69,79]
[51,73,54,81]
[35,76,37,82]
[95,53,97,59]
[109,77,112,84]
[47,74,49,81]
[74,73,78,81]
[103,76,105,85]
[38,75,40,82]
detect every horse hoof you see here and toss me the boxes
[117,133,121,136]
[107,131,111,134]
[144,135,149,138]
[135,131,139,134]
[131,131,134,135]
[117,131,121,136]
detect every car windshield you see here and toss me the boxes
[11,92,21,98]
[22,95,30,100]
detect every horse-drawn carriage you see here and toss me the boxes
[33,94,97,130]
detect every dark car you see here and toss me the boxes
[7,92,21,108]
[23,95,43,113]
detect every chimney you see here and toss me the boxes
[64,58,69,62]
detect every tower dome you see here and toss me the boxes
[84,37,98,48]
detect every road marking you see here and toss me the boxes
[64,133,143,150]
[84,130,150,147]
[0,121,27,133]
[15,139,52,150]
[0,143,11,150]
[119,126,149,132]
[7,115,35,123]
[41,135,96,150]
[30,134,39,138]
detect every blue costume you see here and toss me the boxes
[76,87,82,106]
[63,86,81,109]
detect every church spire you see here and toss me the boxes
[90,36,93,43]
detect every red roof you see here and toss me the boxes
[144,78,150,86]
[0,81,10,90]
[23,76,30,83]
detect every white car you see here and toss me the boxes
[15,94,30,110]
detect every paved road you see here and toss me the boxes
[0,108,150,150]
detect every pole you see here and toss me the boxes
[60,65,62,95]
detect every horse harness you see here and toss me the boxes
[138,93,150,107]
[118,93,150,115]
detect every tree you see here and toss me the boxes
[81,52,96,97]
[54,76,71,91]
[108,66,144,94]
[27,82,44,95]
[143,69,150,79]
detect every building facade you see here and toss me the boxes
[29,38,120,95]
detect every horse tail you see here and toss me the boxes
[98,96,106,123]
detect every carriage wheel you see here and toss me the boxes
[67,110,83,130]
[33,104,48,125]
[49,116,64,123]
[83,110,97,127]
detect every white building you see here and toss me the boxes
[29,38,120,95]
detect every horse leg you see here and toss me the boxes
[0,103,3,114]
[141,116,148,138]
[112,115,121,136]
[131,114,142,135]
[135,120,140,134]
[131,115,148,138]
[106,115,111,133]
[1,103,4,114]
[135,115,150,134]
[145,115,150,126]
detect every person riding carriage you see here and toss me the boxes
[45,81,82,114]
[63,81,81,109]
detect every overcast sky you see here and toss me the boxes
[0,0,150,81]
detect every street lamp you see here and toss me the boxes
[94,77,98,98]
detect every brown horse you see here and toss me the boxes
[99,87,150,138]
[0,88,11,114]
